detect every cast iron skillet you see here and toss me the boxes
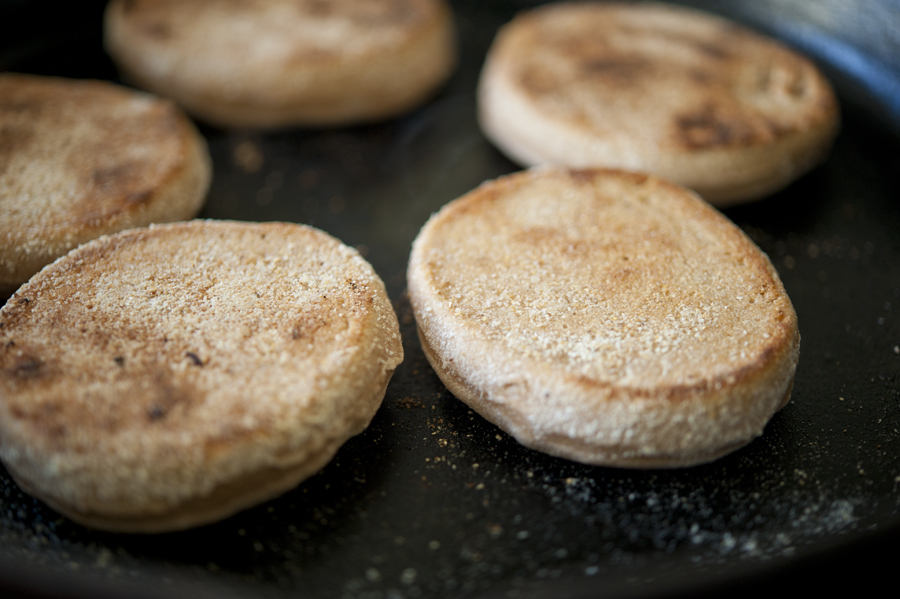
[1,1,898,598]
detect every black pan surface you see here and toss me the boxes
[1,1,898,598]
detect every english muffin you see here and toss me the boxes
[0,220,403,532]
[0,73,211,296]
[477,2,839,206]
[408,167,799,468]
[104,0,457,128]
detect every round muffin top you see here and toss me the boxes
[478,1,839,204]
[104,0,457,127]
[408,167,799,467]
[0,220,402,530]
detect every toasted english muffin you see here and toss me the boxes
[0,73,211,296]
[408,167,799,468]
[0,220,403,532]
[103,0,457,129]
[477,2,839,206]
